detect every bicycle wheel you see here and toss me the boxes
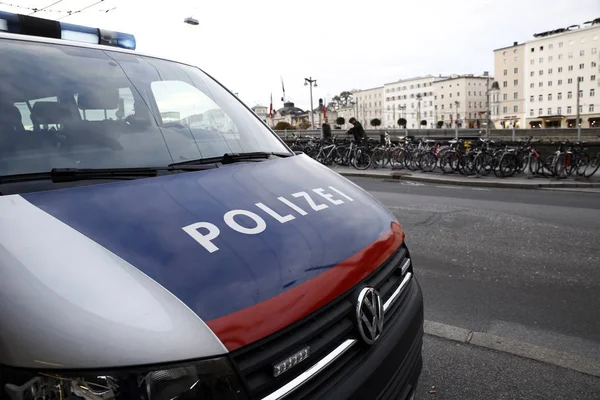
[576,153,590,176]
[474,153,492,176]
[419,152,437,172]
[584,155,600,178]
[499,153,518,177]
[554,153,570,178]
[439,151,457,174]
[353,149,372,170]
[459,153,476,175]
[390,148,406,169]
[372,148,388,168]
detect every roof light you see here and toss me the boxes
[0,11,135,50]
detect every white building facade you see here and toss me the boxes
[524,21,600,128]
[494,20,600,129]
[383,75,448,128]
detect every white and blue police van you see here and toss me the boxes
[0,12,423,400]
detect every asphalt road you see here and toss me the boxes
[346,177,600,395]
[415,335,600,400]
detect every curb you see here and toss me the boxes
[424,320,600,378]
[334,170,600,190]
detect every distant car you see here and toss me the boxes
[0,11,423,400]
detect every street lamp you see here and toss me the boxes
[484,71,490,138]
[304,77,317,129]
[416,94,422,129]
[454,101,460,139]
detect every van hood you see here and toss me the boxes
[2,155,401,366]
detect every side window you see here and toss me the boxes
[151,80,238,134]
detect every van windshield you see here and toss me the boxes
[0,39,289,177]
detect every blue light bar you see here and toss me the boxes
[0,11,136,50]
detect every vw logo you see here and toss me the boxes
[356,287,384,345]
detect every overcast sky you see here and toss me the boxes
[3,0,600,110]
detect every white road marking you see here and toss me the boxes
[435,185,463,189]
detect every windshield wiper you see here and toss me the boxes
[0,165,217,184]
[169,151,293,167]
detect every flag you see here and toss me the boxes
[269,93,273,119]
[281,76,286,101]
[323,97,327,119]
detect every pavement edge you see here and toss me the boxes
[423,320,600,378]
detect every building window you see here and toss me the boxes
[548,81,553,86]
[548,68,553,74]
[514,105,519,112]
[580,49,585,56]
[549,56,553,62]
[592,62,598,68]
[514,56,519,61]
[579,105,583,113]
[514,67,519,73]
[503,81,508,88]
[539,70,543,75]
[503,106,508,113]
[558,67,563,73]
[538,108,542,115]
[469,101,472,107]
[548,94,552,101]
[549,44,554,49]
[539,57,543,63]
[457,92,460,96]
[514,92,518,99]
[559,42,563,48]
[449,103,452,109]
[547,108,552,115]
[531,48,534,53]
[530,109,534,116]
[530,83,535,88]
[449,93,452,98]
[539,82,543,87]
[568,91,572,99]
[592,75,597,81]
[558,79,563,85]
[557,107,562,114]
[530,59,535,65]
[558,54,563,60]
[590,104,595,112]
[568,65,574,71]
[568,52,573,58]
[540,46,544,51]
[568,78,573,84]
[579,76,584,82]
[530,71,534,77]
[503,69,507,76]
[591,89,595,97]
[593,48,598,54]
[558,92,562,100]
[580,63,585,69]
[539,94,543,101]
[513,79,518,86]
[567,106,572,114]
[530,95,534,102]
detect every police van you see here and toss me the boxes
[0,12,423,400]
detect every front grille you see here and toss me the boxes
[229,245,411,400]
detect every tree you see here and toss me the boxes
[336,117,345,126]
[420,120,427,126]
[274,121,293,130]
[329,91,355,110]
[370,118,382,128]
[436,121,444,128]
[397,118,407,128]
[299,119,311,130]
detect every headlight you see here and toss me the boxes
[1,357,247,400]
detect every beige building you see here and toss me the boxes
[353,86,384,128]
[432,74,494,128]
[494,19,600,129]
[524,21,600,128]
[492,42,526,128]
[383,75,448,128]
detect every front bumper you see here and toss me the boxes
[289,277,424,400]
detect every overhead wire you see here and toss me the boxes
[28,0,63,16]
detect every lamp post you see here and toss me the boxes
[416,94,422,129]
[455,101,460,139]
[304,77,317,129]
[576,76,582,141]
[484,71,491,138]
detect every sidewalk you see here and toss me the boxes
[328,165,600,191]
